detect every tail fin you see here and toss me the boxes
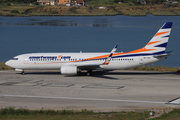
[144,22,173,54]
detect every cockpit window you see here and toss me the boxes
[12,58,18,60]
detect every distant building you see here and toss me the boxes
[75,0,84,6]
[57,0,71,5]
[137,0,146,4]
[164,0,179,4]
[37,0,55,5]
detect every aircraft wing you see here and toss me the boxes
[68,45,118,71]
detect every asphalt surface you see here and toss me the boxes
[0,70,180,112]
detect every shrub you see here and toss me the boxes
[69,7,77,13]
[88,6,93,11]
[33,2,39,5]
[7,3,11,6]
[11,10,19,13]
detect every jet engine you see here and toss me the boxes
[60,65,78,75]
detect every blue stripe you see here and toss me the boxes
[161,22,173,29]
[80,51,166,62]
[112,51,165,58]
[109,53,113,57]
[163,35,169,38]
[155,43,167,48]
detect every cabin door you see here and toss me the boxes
[139,56,143,64]
[24,55,28,64]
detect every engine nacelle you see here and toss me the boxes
[60,65,77,75]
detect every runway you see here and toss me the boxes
[0,70,180,112]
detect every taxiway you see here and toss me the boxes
[0,70,180,112]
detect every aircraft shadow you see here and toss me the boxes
[18,70,179,80]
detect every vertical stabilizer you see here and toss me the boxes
[144,22,173,54]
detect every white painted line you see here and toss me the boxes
[167,97,180,105]
[82,84,124,89]
[0,71,17,73]
[0,94,166,104]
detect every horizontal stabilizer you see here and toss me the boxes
[153,50,173,57]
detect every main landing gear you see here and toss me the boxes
[21,71,25,75]
[87,70,92,76]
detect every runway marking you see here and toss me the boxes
[42,83,75,87]
[0,71,17,73]
[82,84,124,89]
[0,94,166,104]
[167,97,180,105]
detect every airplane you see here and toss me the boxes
[5,22,173,76]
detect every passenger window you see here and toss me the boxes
[12,58,18,60]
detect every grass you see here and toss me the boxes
[1,107,180,120]
[0,107,150,120]
[0,62,12,70]
[128,65,180,72]
[0,107,93,116]
[0,5,35,14]
[151,109,180,120]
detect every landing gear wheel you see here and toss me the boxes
[21,71,25,75]
[87,70,92,76]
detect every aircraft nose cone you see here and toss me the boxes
[5,60,11,67]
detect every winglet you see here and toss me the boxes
[102,45,118,65]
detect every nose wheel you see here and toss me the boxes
[21,71,25,75]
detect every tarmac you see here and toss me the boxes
[0,70,180,112]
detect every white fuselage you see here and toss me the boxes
[5,52,166,71]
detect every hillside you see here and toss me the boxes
[0,4,180,16]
